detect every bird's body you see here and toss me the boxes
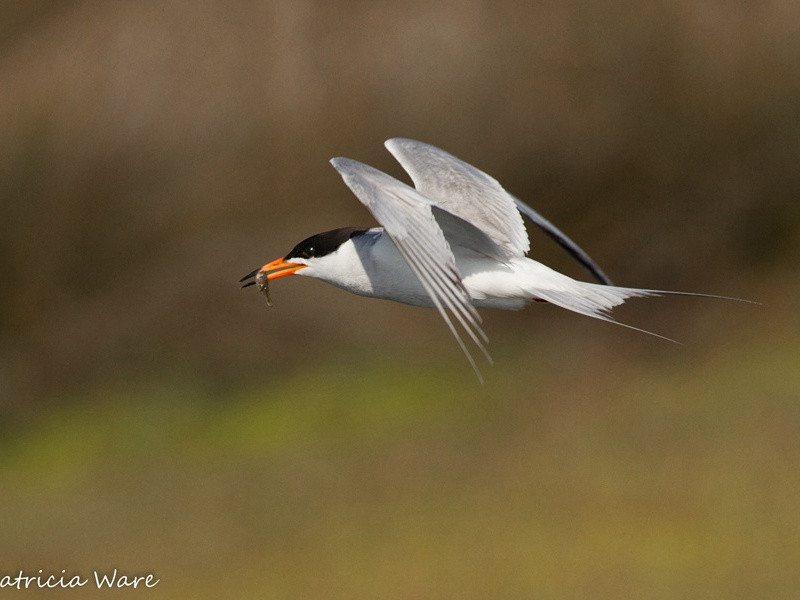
[242,138,744,381]
[290,227,526,310]
[300,227,647,313]
[319,228,534,310]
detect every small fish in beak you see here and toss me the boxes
[240,257,307,306]
[255,270,272,306]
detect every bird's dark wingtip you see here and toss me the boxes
[241,280,257,288]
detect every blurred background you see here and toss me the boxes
[1,0,798,598]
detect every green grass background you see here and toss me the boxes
[2,288,797,600]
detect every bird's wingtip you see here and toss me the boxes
[329,156,350,171]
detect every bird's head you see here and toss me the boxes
[240,227,366,301]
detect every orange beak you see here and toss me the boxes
[258,257,307,280]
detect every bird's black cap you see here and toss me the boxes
[284,227,367,260]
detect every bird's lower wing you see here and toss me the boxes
[330,157,491,382]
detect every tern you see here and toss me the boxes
[241,138,740,381]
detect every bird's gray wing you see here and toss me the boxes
[386,138,613,285]
[385,138,528,260]
[330,157,491,382]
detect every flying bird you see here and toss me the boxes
[241,138,739,381]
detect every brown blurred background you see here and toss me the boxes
[1,1,799,598]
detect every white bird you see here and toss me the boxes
[241,138,740,381]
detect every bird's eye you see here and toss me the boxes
[303,247,314,258]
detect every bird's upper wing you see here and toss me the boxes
[385,138,529,260]
[330,157,491,382]
[385,138,613,285]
